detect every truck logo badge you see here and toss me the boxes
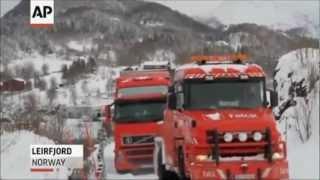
[207,113,220,120]
[228,113,257,119]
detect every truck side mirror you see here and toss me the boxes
[267,90,278,107]
[168,93,176,110]
[104,105,112,119]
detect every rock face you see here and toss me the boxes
[1,0,318,78]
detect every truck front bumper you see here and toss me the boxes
[114,144,154,172]
[188,159,289,180]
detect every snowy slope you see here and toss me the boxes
[7,53,72,75]
[274,48,319,179]
[227,32,261,51]
[0,130,69,179]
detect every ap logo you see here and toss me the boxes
[30,0,54,27]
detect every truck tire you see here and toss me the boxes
[178,147,189,180]
[157,148,179,180]
[115,168,129,174]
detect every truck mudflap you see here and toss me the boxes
[188,160,289,180]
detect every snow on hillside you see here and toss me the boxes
[275,48,319,102]
[0,130,69,179]
[145,49,175,63]
[228,32,261,50]
[274,48,319,179]
[7,53,72,74]
[67,40,97,52]
[214,40,229,47]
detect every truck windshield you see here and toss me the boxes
[114,100,166,123]
[185,80,264,109]
[118,85,167,97]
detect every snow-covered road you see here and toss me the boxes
[0,131,70,179]
[103,142,157,180]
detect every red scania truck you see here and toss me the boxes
[105,63,171,173]
[154,54,289,180]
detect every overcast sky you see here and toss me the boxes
[150,0,319,28]
[1,0,319,29]
[1,0,19,17]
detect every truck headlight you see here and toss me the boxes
[223,133,233,142]
[253,132,263,141]
[272,152,283,160]
[196,155,209,161]
[238,132,248,142]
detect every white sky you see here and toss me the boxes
[1,0,319,28]
[0,0,20,17]
[148,0,319,28]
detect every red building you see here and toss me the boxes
[0,79,26,92]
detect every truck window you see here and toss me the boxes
[114,100,166,123]
[118,85,168,97]
[185,80,264,109]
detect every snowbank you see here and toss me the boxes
[0,130,69,179]
[274,48,319,179]
[275,48,319,101]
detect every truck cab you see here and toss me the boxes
[155,54,289,180]
[106,65,171,173]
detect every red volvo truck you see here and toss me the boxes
[105,64,171,173]
[154,54,289,180]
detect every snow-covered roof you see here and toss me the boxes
[12,78,25,82]
[177,62,253,73]
[175,62,264,80]
[141,60,169,66]
[214,40,229,47]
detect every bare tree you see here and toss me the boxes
[96,89,101,97]
[46,108,66,142]
[22,93,44,132]
[42,63,49,75]
[24,93,38,113]
[0,64,14,81]
[81,80,89,95]
[61,64,68,80]
[21,62,35,81]
[47,77,57,106]
[70,86,77,106]
[38,78,47,91]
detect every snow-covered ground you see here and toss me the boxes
[67,40,97,52]
[0,130,70,179]
[1,48,319,179]
[275,48,319,179]
[7,53,72,74]
[1,57,115,120]
[63,119,101,142]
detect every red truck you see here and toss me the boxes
[154,54,289,180]
[104,64,171,173]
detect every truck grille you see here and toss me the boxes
[205,128,273,163]
[122,135,154,145]
[123,144,154,166]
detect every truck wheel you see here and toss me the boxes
[157,148,179,180]
[115,169,128,174]
[178,147,189,180]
